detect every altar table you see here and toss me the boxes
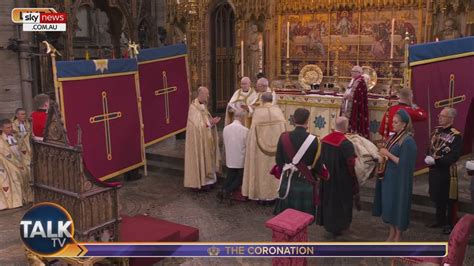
[276,92,389,141]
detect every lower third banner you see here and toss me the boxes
[55,243,446,258]
[56,59,144,180]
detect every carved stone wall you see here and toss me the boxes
[166,0,473,101]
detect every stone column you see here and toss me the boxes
[18,38,33,112]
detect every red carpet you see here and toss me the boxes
[120,214,199,266]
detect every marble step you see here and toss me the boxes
[146,160,184,177]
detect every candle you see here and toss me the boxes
[435,37,439,42]
[258,37,263,72]
[390,18,395,59]
[286,21,290,58]
[241,40,244,76]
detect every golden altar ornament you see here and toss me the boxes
[298,64,323,91]
[362,66,378,91]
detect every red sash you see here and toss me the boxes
[280,132,320,205]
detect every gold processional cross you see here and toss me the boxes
[434,74,466,108]
[89,91,122,161]
[155,71,177,124]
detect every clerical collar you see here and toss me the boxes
[5,134,17,145]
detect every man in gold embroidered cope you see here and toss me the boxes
[254,78,277,107]
[0,119,27,210]
[225,76,258,127]
[12,108,32,164]
[242,92,286,202]
[184,86,222,190]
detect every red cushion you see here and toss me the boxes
[445,214,474,265]
[135,215,199,242]
[265,209,314,236]
[120,215,181,242]
[120,215,183,266]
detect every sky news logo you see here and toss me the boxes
[11,8,66,32]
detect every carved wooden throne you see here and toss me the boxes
[32,101,121,243]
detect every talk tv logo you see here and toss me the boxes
[20,202,75,256]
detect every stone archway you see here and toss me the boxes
[210,1,236,112]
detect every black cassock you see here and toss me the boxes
[317,131,358,234]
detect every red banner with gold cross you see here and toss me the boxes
[56,58,144,180]
[409,37,474,172]
[137,44,190,146]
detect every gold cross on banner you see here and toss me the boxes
[155,71,177,124]
[434,74,466,108]
[89,91,122,160]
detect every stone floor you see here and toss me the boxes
[1,136,473,265]
[1,168,473,265]
[146,137,474,204]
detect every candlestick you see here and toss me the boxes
[85,49,90,60]
[390,18,395,59]
[241,40,244,76]
[286,21,290,58]
[258,37,263,73]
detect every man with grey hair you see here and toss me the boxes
[255,78,277,106]
[341,65,369,138]
[318,116,360,237]
[220,109,249,204]
[225,76,257,127]
[184,86,222,191]
[425,107,463,234]
[242,91,286,204]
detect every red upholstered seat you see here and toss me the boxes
[120,215,199,266]
[265,208,314,236]
[397,214,474,266]
[120,215,181,266]
[120,215,181,242]
[134,215,200,242]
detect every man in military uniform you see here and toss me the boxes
[424,107,463,234]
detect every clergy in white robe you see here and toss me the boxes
[0,119,26,210]
[184,87,222,189]
[225,76,258,127]
[219,109,249,202]
[254,78,277,106]
[12,108,32,165]
[242,92,287,201]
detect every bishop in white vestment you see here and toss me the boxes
[225,76,258,127]
[184,87,222,189]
